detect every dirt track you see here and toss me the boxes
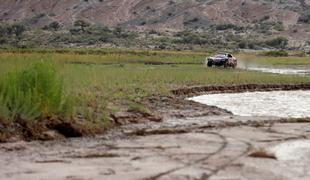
[1,85,310,180]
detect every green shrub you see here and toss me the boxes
[0,61,73,121]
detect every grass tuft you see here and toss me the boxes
[0,61,73,121]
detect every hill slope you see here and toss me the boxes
[1,0,309,29]
[0,0,309,49]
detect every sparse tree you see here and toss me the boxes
[48,21,61,31]
[0,25,6,36]
[74,20,90,32]
[8,24,25,38]
[113,26,122,36]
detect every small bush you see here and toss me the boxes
[298,10,310,24]
[260,15,270,22]
[274,21,284,31]
[0,61,73,121]
[260,50,289,57]
[0,23,25,38]
[215,24,244,31]
[264,37,288,49]
[43,21,61,31]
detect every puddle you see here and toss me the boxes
[245,67,310,76]
[269,140,310,161]
[189,91,310,118]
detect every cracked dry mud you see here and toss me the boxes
[1,114,310,180]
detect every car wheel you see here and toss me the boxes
[207,61,213,67]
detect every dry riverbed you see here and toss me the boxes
[1,85,310,180]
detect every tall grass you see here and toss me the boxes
[0,61,73,121]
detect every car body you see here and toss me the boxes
[206,54,237,68]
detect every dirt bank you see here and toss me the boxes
[172,83,310,97]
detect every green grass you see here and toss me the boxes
[1,49,310,124]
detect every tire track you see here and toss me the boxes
[204,140,253,180]
[143,132,228,180]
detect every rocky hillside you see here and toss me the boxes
[1,0,309,29]
[0,0,309,49]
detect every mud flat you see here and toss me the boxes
[1,85,310,179]
[1,118,310,180]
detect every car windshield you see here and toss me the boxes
[214,54,227,58]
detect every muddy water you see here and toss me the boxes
[189,91,310,118]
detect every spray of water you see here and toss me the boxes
[236,56,310,76]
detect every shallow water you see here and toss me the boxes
[269,140,310,161]
[246,67,310,76]
[189,91,310,118]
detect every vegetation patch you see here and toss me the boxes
[0,49,310,141]
[0,61,106,141]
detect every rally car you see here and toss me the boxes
[206,54,237,68]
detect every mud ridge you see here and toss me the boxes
[172,83,310,97]
[66,61,201,66]
[126,118,310,137]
